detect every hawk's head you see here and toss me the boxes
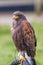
[13,11,26,21]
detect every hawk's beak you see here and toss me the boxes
[13,15,19,19]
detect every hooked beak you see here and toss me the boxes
[13,15,19,19]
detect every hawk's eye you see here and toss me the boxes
[17,14,22,18]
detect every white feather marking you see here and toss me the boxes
[25,52,33,65]
[18,51,25,59]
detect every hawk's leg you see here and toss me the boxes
[18,51,25,59]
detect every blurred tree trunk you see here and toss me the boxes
[35,0,41,15]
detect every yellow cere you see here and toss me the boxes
[13,15,19,19]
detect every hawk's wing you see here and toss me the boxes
[21,20,37,57]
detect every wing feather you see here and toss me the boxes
[21,20,37,57]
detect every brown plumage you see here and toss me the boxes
[11,11,37,57]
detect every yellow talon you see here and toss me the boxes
[20,57,26,62]
[19,64,22,65]
[19,57,26,65]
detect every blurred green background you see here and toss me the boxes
[0,22,43,65]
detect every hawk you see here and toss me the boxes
[11,11,37,58]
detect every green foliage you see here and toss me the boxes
[0,25,10,34]
[0,26,18,65]
[0,23,43,65]
[31,22,43,65]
